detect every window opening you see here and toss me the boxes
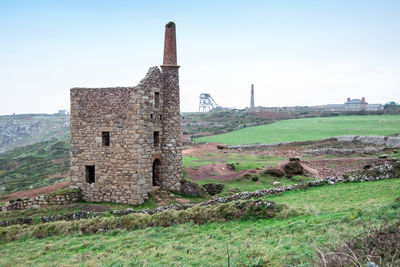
[154,92,160,109]
[102,131,110,146]
[154,131,160,147]
[152,159,161,186]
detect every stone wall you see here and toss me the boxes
[160,66,183,191]
[227,135,400,150]
[335,135,400,147]
[1,190,81,211]
[70,67,171,205]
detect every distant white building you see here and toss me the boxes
[58,110,69,115]
[324,97,383,112]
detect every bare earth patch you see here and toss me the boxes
[186,163,259,182]
[0,180,70,202]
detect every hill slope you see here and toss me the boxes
[0,138,69,196]
[0,114,69,153]
[195,115,400,145]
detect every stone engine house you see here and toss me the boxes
[70,22,183,204]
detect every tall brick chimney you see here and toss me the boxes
[163,21,177,66]
[250,84,255,109]
[347,97,350,103]
[160,21,182,192]
[361,97,365,103]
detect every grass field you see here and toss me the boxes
[1,179,399,266]
[195,115,400,145]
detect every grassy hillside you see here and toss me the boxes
[1,179,399,266]
[0,114,69,153]
[195,115,400,145]
[0,138,69,196]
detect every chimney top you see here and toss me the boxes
[163,21,177,66]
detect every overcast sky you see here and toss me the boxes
[0,0,399,115]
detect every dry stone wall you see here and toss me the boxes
[1,190,81,211]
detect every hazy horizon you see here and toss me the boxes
[1,0,399,115]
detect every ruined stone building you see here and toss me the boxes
[69,22,183,204]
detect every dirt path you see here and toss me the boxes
[183,143,224,156]
[186,163,259,182]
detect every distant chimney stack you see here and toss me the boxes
[250,84,255,109]
[347,97,350,102]
[361,97,365,103]
[163,22,177,66]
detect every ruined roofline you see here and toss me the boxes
[71,66,161,91]
[70,86,137,90]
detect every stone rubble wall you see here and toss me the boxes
[335,135,400,147]
[228,135,400,150]
[304,147,384,156]
[1,190,81,212]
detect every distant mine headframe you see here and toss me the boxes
[198,93,221,112]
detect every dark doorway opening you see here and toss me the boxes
[85,165,95,184]
[152,159,161,186]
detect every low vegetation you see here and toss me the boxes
[318,218,400,266]
[0,179,399,266]
[195,115,400,145]
[0,138,69,195]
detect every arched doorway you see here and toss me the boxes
[152,158,161,186]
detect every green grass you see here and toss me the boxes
[182,156,214,168]
[1,179,399,266]
[225,154,283,171]
[195,115,400,145]
[195,175,316,194]
[183,154,283,172]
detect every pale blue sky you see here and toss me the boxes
[0,0,399,114]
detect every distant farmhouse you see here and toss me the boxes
[57,110,69,115]
[325,97,383,112]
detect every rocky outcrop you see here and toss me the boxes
[263,168,285,178]
[283,158,304,177]
[202,183,224,196]
[181,180,208,197]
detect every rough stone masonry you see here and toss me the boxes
[69,22,183,204]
